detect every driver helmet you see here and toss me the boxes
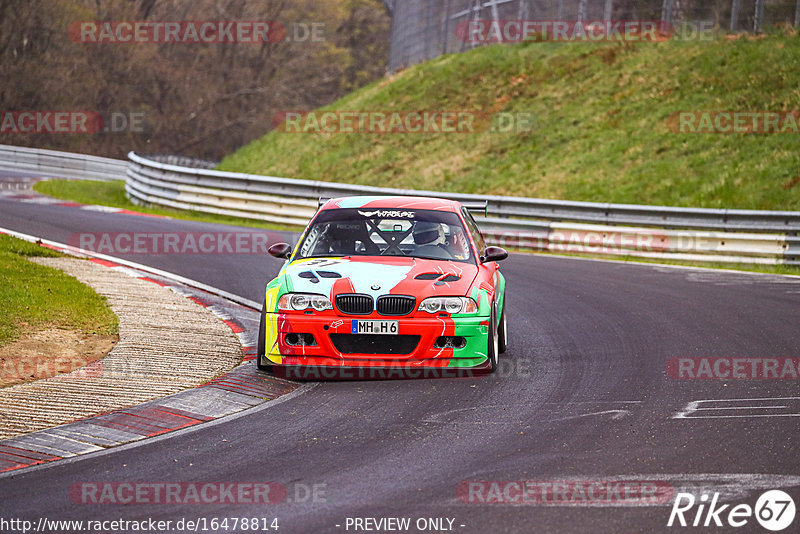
[413,221,445,245]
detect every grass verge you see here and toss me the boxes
[219,30,800,211]
[0,234,118,348]
[0,234,119,387]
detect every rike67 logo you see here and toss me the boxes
[668,490,796,531]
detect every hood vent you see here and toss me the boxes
[298,271,319,283]
[298,270,342,283]
[414,273,461,283]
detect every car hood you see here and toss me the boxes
[282,256,478,300]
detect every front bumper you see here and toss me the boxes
[263,313,490,369]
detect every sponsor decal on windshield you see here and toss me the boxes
[357,210,416,218]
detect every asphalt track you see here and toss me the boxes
[1,176,799,533]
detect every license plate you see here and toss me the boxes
[351,320,398,335]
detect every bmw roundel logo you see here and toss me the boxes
[371,284,381,290]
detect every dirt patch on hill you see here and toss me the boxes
[0,328,117,388]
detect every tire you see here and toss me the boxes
[486,306,499,373]
[497,295,508,354]
[256,302,272,372]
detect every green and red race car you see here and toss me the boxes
[257,196,508,378]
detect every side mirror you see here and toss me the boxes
[268,242,293,260]
[481,246,508,263]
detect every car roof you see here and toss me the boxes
[321,196,463,212]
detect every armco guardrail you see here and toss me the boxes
[126,151,799,266]
[0,144,126,182]
[0,146,795,265]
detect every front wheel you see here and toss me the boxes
[497,298,507,354]
[486,307,499,373]
[256,303,272,372]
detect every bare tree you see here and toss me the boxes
[1,0,389,159]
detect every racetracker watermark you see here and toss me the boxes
[667,357,800,380]
[668,111,800,134]
[69,21,325,44]
[456,20,676,43]
[457,480,674,505]
[0,111,146,134]
[486,228,670,254]
[272,110,535,134]
[72,21,279,44]
[67,232,281,255]
[1,356,102,381]
[69,482,326,505]
[270,361,531,381]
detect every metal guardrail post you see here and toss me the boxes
[577,0,588,23]
[754,0,765,33]
[795,0,800,27]
[661,0,674,26]
[603,0,614,22]
[730,0,741,32]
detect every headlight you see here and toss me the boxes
[418,297,477,315]
[278,293,333,311]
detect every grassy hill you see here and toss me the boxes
[219,30,800,211]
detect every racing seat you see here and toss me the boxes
[319,221,379,256]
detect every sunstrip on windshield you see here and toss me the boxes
[318,197,488,216]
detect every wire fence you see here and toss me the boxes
[385,0,800,71]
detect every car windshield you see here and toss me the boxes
[297,208,474,263]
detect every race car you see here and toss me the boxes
[256,196,508,377]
